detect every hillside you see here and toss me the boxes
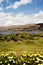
[36,23,43,30]
[0,23,43,32]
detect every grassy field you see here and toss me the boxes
[0,32,43,55]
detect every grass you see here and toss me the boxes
[0,32,43,55]
[0,39,43,55]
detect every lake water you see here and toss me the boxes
[0,31,43,35]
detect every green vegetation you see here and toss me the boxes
[0,32,43,55]
[0,52,43,65]
[0,32,43,65]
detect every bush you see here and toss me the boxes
[0,52,43,65]
[0,33,43,41]
[11,35,18,41]
[0,35,5,41]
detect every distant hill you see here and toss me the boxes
[36,23,43,30]
[0,23,43,32]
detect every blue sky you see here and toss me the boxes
[0,0,43,26]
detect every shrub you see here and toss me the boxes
[11,35,18,41]
[0,33,43,41]
[0,35,5,41]
[0,52,43,65]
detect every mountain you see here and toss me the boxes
[0,23,43,32]
[36,23,43,30]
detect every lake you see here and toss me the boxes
[0,30,43,35]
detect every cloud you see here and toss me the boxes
[0,0,4,4]
[0,7,3,10]
[0,11,43,26]
[6,0,32,9]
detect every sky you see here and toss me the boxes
[0,0,43,26]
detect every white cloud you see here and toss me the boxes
[0,7,3,10]
[0,11,43,26]
[6,0,32,9]
[0,0,4,4]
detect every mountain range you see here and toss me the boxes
[0,23,43,32]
